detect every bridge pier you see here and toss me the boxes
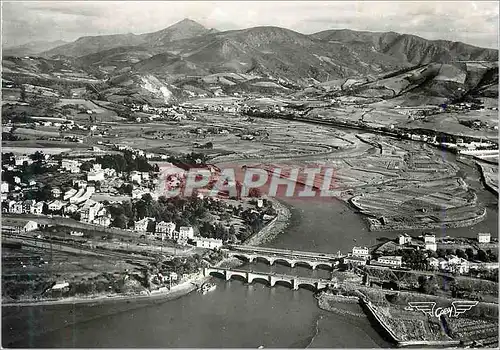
[292,279,299,290]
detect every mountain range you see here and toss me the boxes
[2,19,498,104]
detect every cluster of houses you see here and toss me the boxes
[132,218,223,249]
[342,232,496,275]
[2,150,160,228]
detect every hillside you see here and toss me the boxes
[310,29,498,65]
[3,40,68,57]
[42,18,213,58]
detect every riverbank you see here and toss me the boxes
[2,273,208,308]
[243,197,291,246]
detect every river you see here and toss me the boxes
[2,131,497,348]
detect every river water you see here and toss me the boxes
[2,135,497,348]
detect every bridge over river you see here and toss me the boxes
[225,245,345,270]
[204,267,334,291]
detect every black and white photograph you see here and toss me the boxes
[1,1,499,348]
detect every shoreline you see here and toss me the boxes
[1,201,290,308]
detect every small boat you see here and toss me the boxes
[200,283,216,294]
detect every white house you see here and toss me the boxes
[424,234,436,244]
[87,170,105,182]
[94,216,111,227]
[11,201,24,214]
[352,246,369,259]
[134,218,151,232]
[32,202,44,215]
[398,234,412,245]
[14,155,32,166]
[23,220,38,232]
[179,226,194,241]
[156,221,176,240]
[65,204,79,214]
[194,237,223,250]
[51,187,62,198]
[376,256,403,268]
[61,159,81,173]
[48,200,65,212]
[1,182,9,193]
[478,232,491,244]
[425,242,437,252]
[447,255,470,274]
[130,172,142,184]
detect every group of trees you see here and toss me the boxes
[81,150,158,173]
[106,193,276,243]
[2,151,57,187]
[428,248,498,262]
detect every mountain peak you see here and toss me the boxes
[143,18,210,46]
[171,18,206,30]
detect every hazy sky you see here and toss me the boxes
[2,1,499,48]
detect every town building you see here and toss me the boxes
[179,226,194,241]
[446,255,470,274]
[23,220,38,232]
[194,237,223,250]
[398,234,412,245]
[51,187,62,198]
[32,202,44,215]
[352,246,369,259]
[94,216,111,227]
[65,204,79,214]
[156,221,176,240]
[61,159,81,173]
[376,256,403,268]
[87,170,105,182]
[130,171,142,184]
[23,200,36,214]
[134,218,151,232]
[80,200,102,223]
[48,200,65,212]
[478,232,491,244]
[425,242,437,251]
[14,155,32,166]
[11,201,24,214]
[1,182,9,193]
[424,234,436,243]
[342,256,368,267]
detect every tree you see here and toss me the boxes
[418,276,437,295]
[477,249,489,262]
[146,220,156,233]
[465,248,475,260]
[112,214,128,229]
[456,249,467,259]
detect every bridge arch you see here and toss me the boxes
[208,271,226,280]
[273,258,294,268]
[297,282,317,292]
[249,276,271,286]
[227,273,247,284]
[233,254,253,262]
[314,262,333,270]
[294,261,315,269]
[255,256,274,265]
[273,280,293,289]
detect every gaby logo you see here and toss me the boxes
[408,301,478,318]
